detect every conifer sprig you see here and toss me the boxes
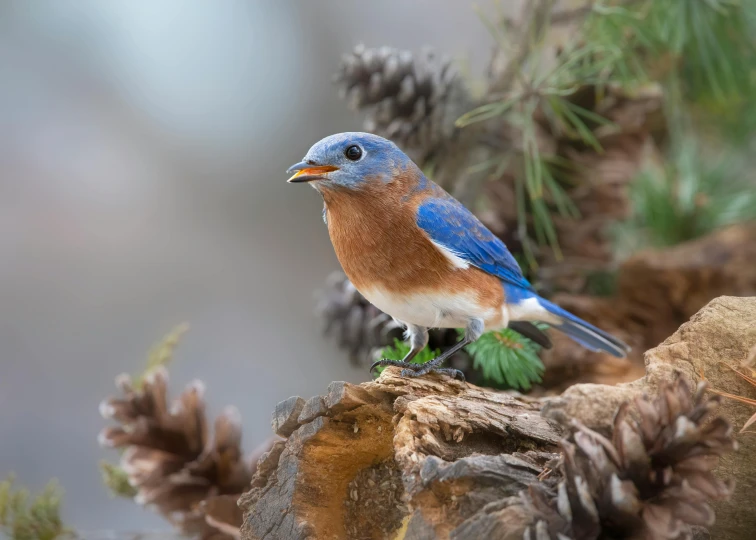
[455,0,756,263]
[0,475,73,540]
[379,327,546,390]
[612,139,756,254]
[463,328,545,390]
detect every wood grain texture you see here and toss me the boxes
[240,373,563,540]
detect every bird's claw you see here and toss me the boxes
[435,368,466,381]
[369,359,420,377]
[370,359,465,382]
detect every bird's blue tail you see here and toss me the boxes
[536,296,630,358]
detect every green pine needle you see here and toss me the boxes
[0,475,73,540]
[133,322,189,390]
[456,0,756,264]
[99,462,137,499]
[462,327,545,390]
[613,139,756,254]
[582,0,756,102]
[379,327,546,391]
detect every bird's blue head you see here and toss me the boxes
[286,132,415,189]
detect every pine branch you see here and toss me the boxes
[488,0,557,95]
[329,0,755,286]
[463,327,545,390]
[134,322,189,389]
[379,327,546,391]
[581,0,756,102]
[612,138,756,254]
[0,475,73,540]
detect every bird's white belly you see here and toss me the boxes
[361,286,498,329]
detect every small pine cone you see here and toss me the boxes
[334,44,469,160]
[99,367,273,539]
[525,378,736,540]
[316,271,404,366]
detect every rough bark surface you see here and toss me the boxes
[240,296,756,540]
[240,375,563,540]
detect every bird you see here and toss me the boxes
[287,132,630,381]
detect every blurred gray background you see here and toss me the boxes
[0,0,504,532]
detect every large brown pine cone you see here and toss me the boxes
[99,367,274,539]
[524,378,735,539]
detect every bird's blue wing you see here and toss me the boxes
[416,197,533,291]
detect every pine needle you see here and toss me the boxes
[0,475,73,540]
[612,138,756,254]
[99,461,137,499]
[379,327,546,391]
[378,339,439,370]
[133,323,189,390]
[463,327,546,390]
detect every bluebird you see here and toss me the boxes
[288,133,629,380]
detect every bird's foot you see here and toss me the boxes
[369,359,421,377]
[402,356,465,381]
[370,358,464,381]
[401,365,465,381]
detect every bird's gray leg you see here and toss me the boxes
[369,324,429,376]
[402,318,485,381]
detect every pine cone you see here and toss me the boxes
[334,44,469,160]
[524,378,736,540]
[99,367,273,539]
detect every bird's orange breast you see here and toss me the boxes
[320,173,505,328]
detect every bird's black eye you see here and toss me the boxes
[345,145,362,161]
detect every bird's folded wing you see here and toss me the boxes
[416,197,534,291]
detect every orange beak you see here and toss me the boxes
[286,162,339,183]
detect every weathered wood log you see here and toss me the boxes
[240,374,564,539]
[240,296,756,539]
